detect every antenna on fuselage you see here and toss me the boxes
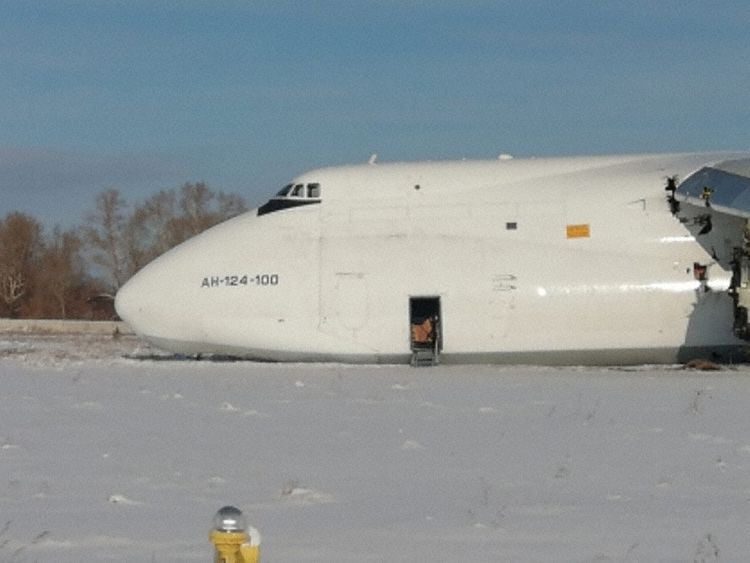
[368,153,378,165]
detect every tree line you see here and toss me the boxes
[0,182,247,319]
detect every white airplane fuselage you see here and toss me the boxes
[115,152,750,364]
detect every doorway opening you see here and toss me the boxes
[409,296,441,367]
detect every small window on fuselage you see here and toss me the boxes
[307,183,321,198]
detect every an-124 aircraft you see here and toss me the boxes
[115,151,750,366]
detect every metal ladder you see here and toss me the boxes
[410,340,440,367]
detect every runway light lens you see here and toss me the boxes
[213,505,247,532]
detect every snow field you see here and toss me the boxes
[1,335,749,561]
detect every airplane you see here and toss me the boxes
[115,151,750,366]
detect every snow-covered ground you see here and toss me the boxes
[1,334,748,562]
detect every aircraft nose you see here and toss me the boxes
[114,275,144,331]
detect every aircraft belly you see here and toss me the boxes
[140,332,745,365]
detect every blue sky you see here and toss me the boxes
[2,0,750,227]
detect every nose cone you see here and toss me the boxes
[115,259,187,346]
[113,247,203,355]
[114,272,147,334]
[114,254,179,338]
[113,212,259,354]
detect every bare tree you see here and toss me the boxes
[171,182,247,243]
[38,227,85,318]
[0,212,43,317]
[83,183,247,290]
[216,192,247,219]
[122,182,248,277]
[126,189,179,267]
[83,189,129,291]
[0,181,247,318]
[180,181,213,235]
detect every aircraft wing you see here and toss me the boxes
[675,158,750,218]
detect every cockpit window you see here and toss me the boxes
[274,182,321,200]
[276,184,293,197]
[258,182,322,216]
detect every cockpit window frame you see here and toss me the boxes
[275,184,293,197]
[258,181,323,216]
